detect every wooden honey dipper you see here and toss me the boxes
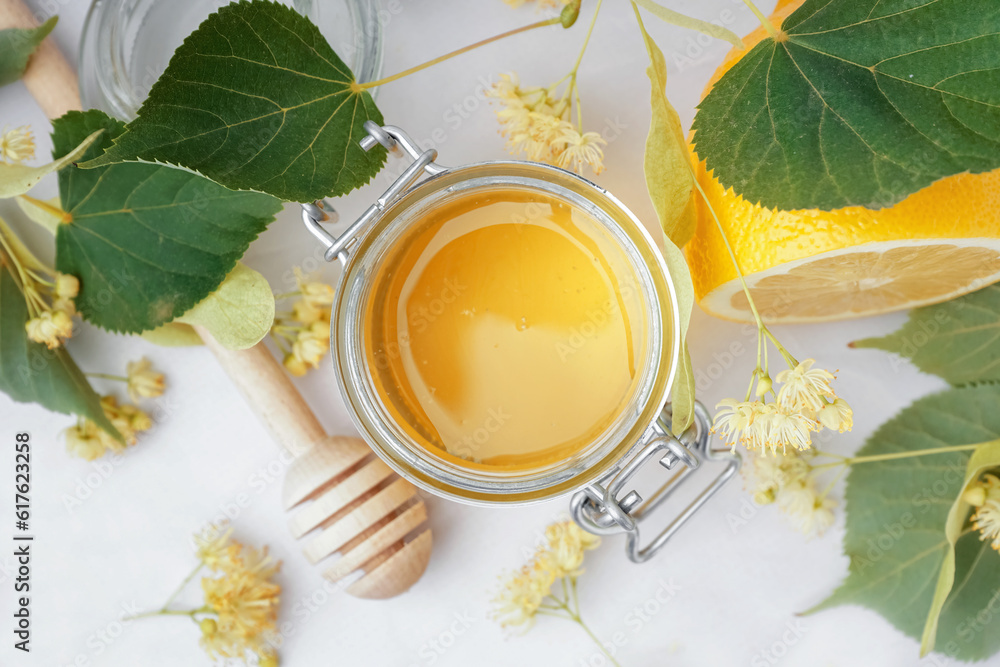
[0,0,432,599]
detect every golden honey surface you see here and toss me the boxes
[364,189,648,470]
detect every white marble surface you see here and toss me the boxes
[0,1,980,666]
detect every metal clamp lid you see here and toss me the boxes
[570,402,741,563]
[302,122,448,264]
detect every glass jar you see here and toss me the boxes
[78,0,383,120]
[304,124,741,562]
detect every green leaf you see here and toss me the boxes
[634,3,697,248]
[632,0,742,50]
[853,284,1000,386]
[52,109,282,334]
[0,128,102,199]
[80,0,387,203]
[176,262,274,350]
[0,16,56,87]
[811,384,1000,661]
[141,322,204,347]
[921,439,1000,656]
[0,259,118,439]
[692,0,1000,211]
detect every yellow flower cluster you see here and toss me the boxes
[963,473,1000,553]
[195,528,282,665]
[24,272,78,350]
[63,358,165,460]
[273,269,334,377]
[487,73,606,175]
[492,520,600,630]
[0,126,34,164]
[746,449,836,537]
[64,395,153,461]
[714,359,853,455]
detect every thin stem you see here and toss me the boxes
[811,443,986,471]
[161,563,204,610]
[551,594,621,667]
[126,606,211,622]
[846,444,982,466]
[741,0,781,40]
[686,161,767,332]
[356,18,561,91]
[817,465,847,500]
[85,372,128,383]
[272,290,302,301]
[568,0,603,76]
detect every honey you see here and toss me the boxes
[364,188,649,471]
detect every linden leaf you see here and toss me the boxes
[853,284,1000,386]
[80,0,387,203]
[0,128,102,199]
[635,4,697,248]
[175,262,274,350]
[0,16,56,87]
[52,109,281,334]
[692,0,1000,211]
[810,384,1000,662]
[0,259,119,439]
[921,439,1000,656]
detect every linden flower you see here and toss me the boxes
[487,72,605,175]
[54,273,79,300]
[195,527,236,571]
[295,268,335,308]
[554,128,607,175]
[202,546,281,643]
[818,397,853,433]
[779,481,836,537]
[492,551,557,631]
[64,420,106,461]
[0,125,35,163]
[126,357,166,401]
[776,359,836,412]
[545,521,601,578]
[745,449,836,537]
[767,407,815,454]
[964,474,1000,552]
[746,449,810,505]
[62,395,152,460]
[25,309,73,349]
[715,358,851,456]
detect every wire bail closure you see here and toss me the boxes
[570,402,741,563]
[301,122,448,264]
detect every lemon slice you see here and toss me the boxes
[697,239,1000,323]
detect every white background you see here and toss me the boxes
[0,1,981,666]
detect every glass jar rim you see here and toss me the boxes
[332,161,681,505]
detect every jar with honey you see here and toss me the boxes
[303,123,739,562]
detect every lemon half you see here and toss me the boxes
[687,1,1000,323]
